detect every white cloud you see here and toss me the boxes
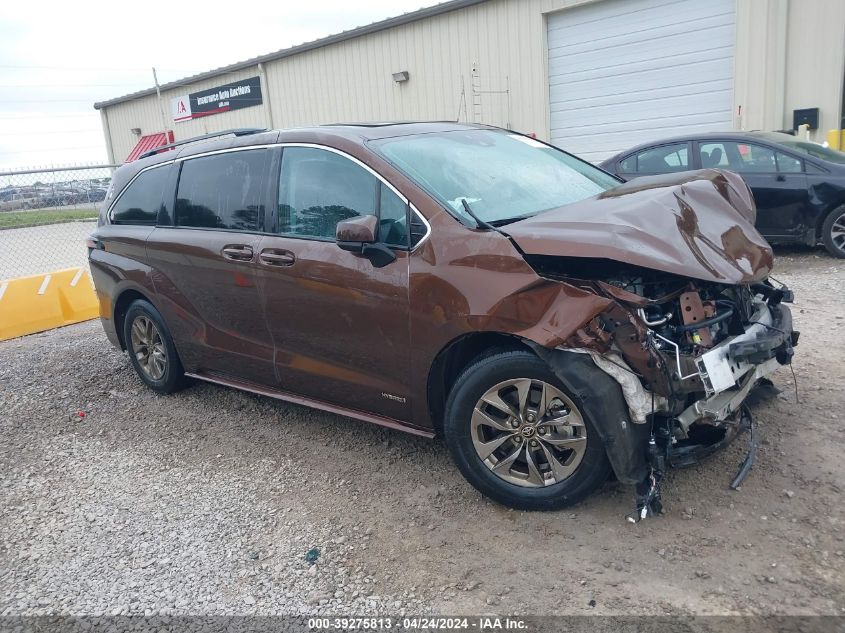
[0,0,437,169]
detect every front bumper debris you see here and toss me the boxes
[601,295,796,523]
[729,405,757,490]
[680,303,795,430]
[729,303,798,365]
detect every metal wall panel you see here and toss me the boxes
[783,0,845,136]
[100,0,845,165]
[102,0,588,161]
[259,0,578,139]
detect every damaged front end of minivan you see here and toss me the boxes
[505,169,799,519]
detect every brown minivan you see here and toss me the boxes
[89,123,797,514]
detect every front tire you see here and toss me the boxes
[821,205,845,258]
[123,299,186,394]
[443,350,611,510]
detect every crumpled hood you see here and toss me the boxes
[505,169,773,284]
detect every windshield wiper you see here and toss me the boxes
[461,198,497,231]
[488,213,534,227]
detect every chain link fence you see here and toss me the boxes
[0,165,117,280]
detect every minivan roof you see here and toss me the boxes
[111,121,492,192]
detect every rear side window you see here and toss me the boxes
[699,142,732,168]
[633,144,689,172]
[110,166,169,225]
[176,150,268,231]
[618,155,637,173]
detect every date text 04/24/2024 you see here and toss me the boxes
[308,617,528,630]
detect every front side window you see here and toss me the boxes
[775,152,803,173]
[735,143,776,172]
[701,142,779,173]
[175,150,268,231]
[276,147,410,246]
[110,166,169,225]
[277,147,378,241]
[371,130,618,226]
[635,144,689,172]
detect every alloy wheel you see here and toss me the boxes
[830,210,845,252]
[470,378,587,488]
[130,315,167,380]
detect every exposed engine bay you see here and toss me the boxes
[524,255,799,521]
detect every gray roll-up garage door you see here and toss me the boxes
[547,0,735,163]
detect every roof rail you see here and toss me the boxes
[138,128,268,160]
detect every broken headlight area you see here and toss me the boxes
[527,256,799,519]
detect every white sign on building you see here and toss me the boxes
[171,95,192,123]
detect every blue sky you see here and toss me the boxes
[0,0,435,169]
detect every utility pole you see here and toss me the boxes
[257,63,274,129]
[152,67,170,137]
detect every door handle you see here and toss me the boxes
[221,245,254,261]
[776,174,786,182]
[259,249,296,266]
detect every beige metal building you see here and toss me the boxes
[95,0,845,164]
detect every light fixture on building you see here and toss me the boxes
[130,127,142,136]
[392,71,410,83]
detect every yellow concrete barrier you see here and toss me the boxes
[0,267,99,341]
[827,129,845,150]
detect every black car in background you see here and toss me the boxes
[599,132,845,258]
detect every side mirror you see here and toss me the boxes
[336,215,396,268]
[336,215,378,245]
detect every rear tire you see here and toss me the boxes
[821,205,845,258]
[123,299,186,394]
[443,349,612,510]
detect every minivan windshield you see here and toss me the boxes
[371,129,619,225]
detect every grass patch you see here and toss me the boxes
[0,209,98,229]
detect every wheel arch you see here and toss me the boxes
[815,199,845,239]
[113,288,155,350]
[433,336,652,485]
[426,331,536,436]
[527,344,651,485]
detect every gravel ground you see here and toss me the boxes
[0,247,843,617]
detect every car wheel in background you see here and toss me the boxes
[821,204,845,258]
[123,299,187,394]
[443,349,612,510]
